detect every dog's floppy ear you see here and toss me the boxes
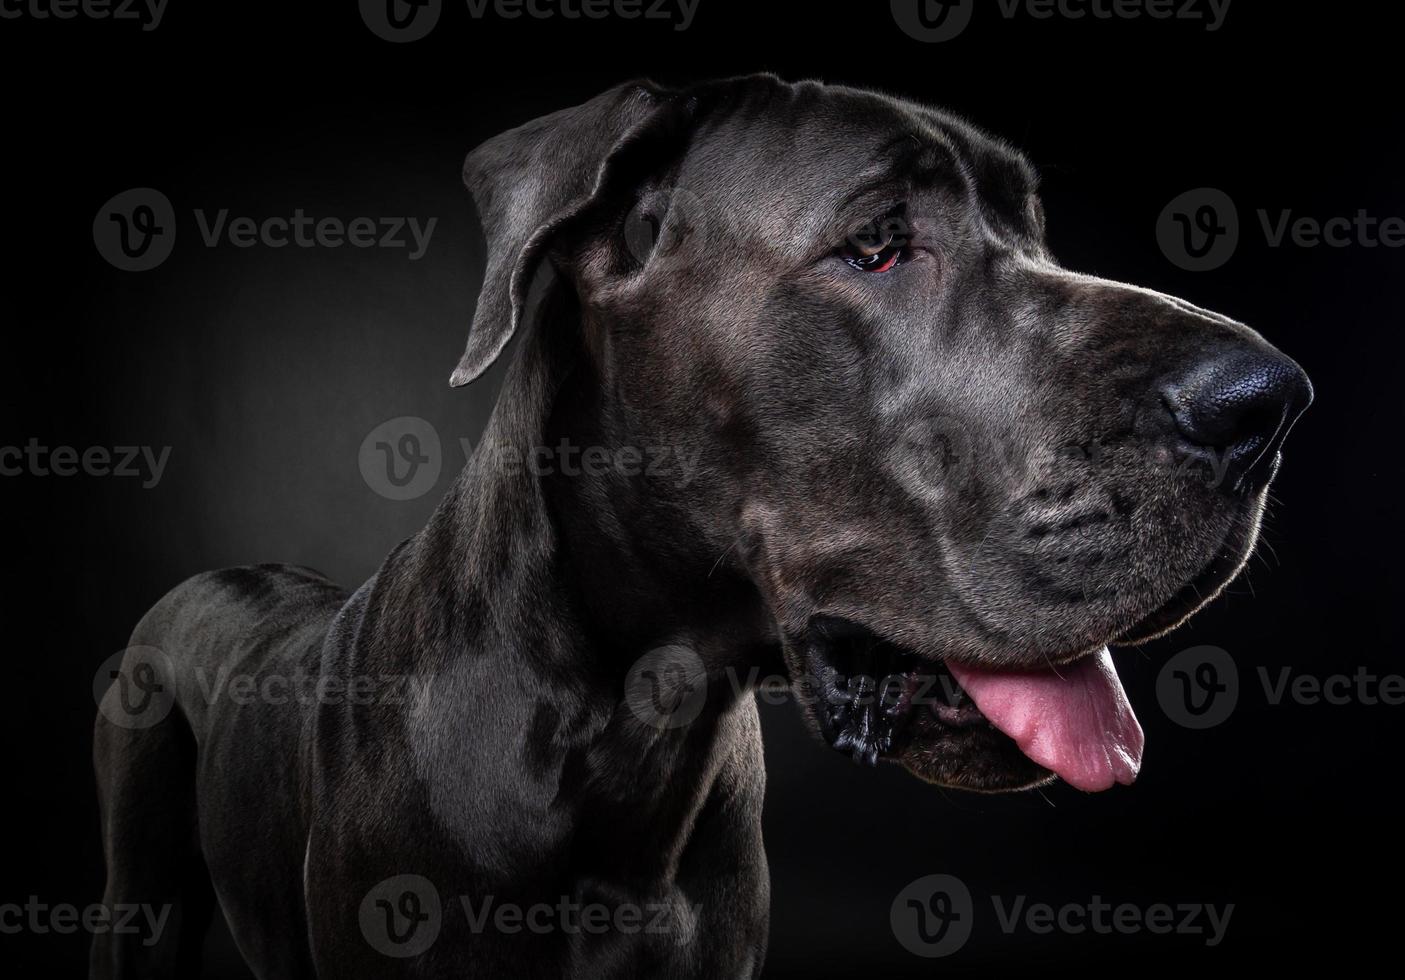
[451,81,690,387]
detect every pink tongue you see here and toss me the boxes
[946,649,1144,792]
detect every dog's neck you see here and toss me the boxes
[544,367,775,670]
[361,309,775,883]
[449,290,777,679]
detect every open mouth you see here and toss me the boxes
[792,490,1269,792]
[801,617,1144,792]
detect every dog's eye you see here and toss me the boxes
[839,219,910,273]
[841,241,905,273]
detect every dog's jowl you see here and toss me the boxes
[91,75,1311,979]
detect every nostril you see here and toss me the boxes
[1162,349,1313,488]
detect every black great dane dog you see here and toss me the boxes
[92,75,1312,978]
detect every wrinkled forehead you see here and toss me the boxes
[678,80,1042,247]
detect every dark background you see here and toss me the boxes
[3,1,1400,975]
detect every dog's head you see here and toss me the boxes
[457,76,1311,793]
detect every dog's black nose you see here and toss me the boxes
[1163,349,1313,491]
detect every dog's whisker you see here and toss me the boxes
[708,538,741,580]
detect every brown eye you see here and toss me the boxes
[840,218,909,273]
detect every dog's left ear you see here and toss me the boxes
[451,81,692,387]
